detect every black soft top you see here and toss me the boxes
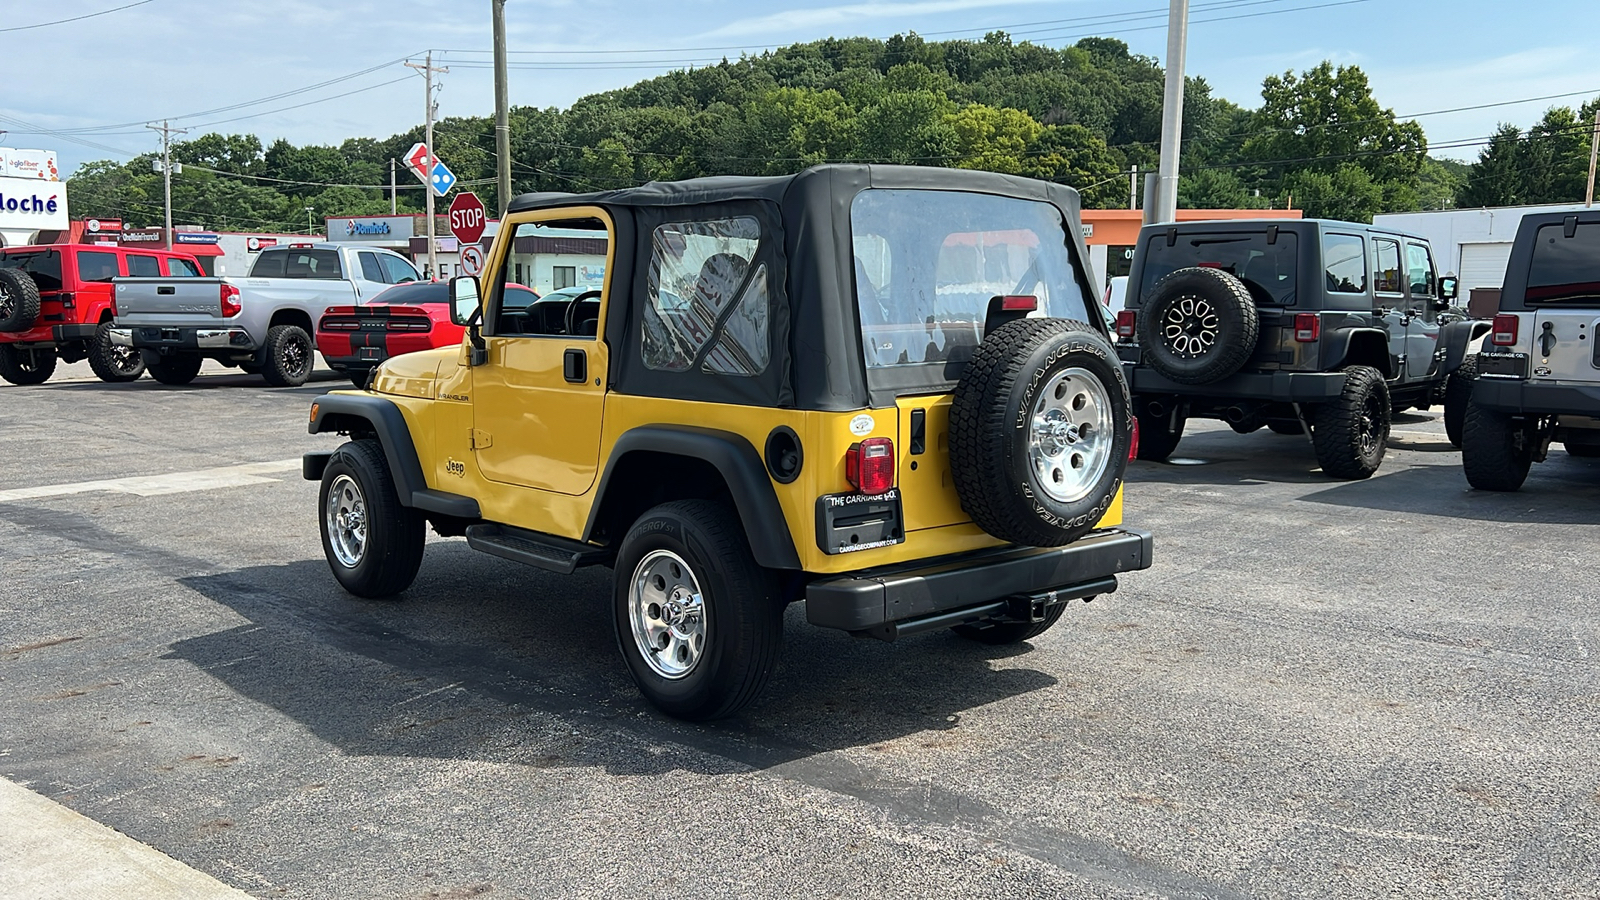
[1498,209,1600,311]
[505,164,1092,411]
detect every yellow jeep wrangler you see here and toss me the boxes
[303,165,1152,720]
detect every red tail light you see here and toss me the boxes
[1115,310,1136,338]
[1491,313,1519,346]
[846,437,895,495]
[1128,417,1140,460]
[384,306,433,331]
[220,283,242,318]
[999,295,1037,312]
[1293,313,1320,342]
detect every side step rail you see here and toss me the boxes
[464,523,613,575]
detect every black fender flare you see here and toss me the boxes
[1438,319,1493,373]
[584,425,802,570]
[305,393,481,519]
[1322,327,1394,377]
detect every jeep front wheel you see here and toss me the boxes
[613,500,782,721]
[1461,403,1536,491]
[0,345,56,385]
[1312,365,1390,479]
[319,439,425,597]
[88,321,146,382]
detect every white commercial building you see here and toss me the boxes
[1374,203,1598,294]
[0,147,67,248]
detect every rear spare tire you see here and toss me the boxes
[1136,266,1259,385]
[0,269,42,333]
[950,318,1131,547]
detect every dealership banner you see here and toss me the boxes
[0,174,69,232]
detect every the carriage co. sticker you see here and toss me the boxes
[849,414,875,436]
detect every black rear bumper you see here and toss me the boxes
[805,527,1152,638]
[51,324,98,343]
[1473,377,1600,416]
[1124,363,1346,401]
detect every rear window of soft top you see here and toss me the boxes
[1525,221,1600,304]
[0,249,64,292]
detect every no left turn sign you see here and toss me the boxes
[460,245,485,277]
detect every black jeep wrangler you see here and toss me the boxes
[1117,219,1488,478]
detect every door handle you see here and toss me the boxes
[1539,322,1557,357]
[563,348,587,383]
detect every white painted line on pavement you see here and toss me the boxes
[0,776,254,899]
[0,460,301,503]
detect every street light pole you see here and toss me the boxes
[1153,0,1189,224]
[493,0,512,217]
[305,207,315,236]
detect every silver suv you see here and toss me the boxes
[1462,211,1600,490]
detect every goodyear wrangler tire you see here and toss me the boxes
[950,318,1132,547]
[0,269,42,333]
[1136,267,1259,385]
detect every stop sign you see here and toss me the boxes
[448,192,487,245]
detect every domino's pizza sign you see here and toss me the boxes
[0,173,69,233]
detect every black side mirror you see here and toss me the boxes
[1439,276,1459,301]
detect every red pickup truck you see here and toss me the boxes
[0,244,206,385]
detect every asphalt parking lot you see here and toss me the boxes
[3,360,1598,899]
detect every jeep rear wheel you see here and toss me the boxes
[613,500,782,721]
[1136,267,1259,385]
[262,324,314,387]
[1134,402,1184,461]
[950,318,1131,547]
[148,353,203,386]
[0,269,42,333]
[1461,403,1536,491]
[0,345,56,385]
[1443,356,1477,448]
[319,439,425,597]
[1312,365,1390,479]
[88,321,146,383]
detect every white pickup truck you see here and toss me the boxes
[109,243,420,386]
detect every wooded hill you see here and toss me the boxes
[65,33,1598,233]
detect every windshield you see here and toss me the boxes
[0,250,64,292]
[1139,231,1299,306]
[1526,222,1600,304]
[849,189,1089,372]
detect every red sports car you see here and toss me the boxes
[317,282,537,386]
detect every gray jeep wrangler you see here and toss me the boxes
[1117,219,1488,478]
[1463,210,1600,490]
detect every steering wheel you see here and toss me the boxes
[564,290,603,336]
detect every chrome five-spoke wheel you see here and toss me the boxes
[325,474,368,568]
[629,549,707,680]
[1029,366,1114,504]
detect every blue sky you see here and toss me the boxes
[4,0,1596,177]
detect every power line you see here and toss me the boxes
[0,0,156,33]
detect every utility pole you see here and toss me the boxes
[1153,0,1189,224]
[305,206,315,236]
[406,52,448,279]
[493,0,512,217]
[1586,108,1599,208]
[146,119,188,249]
[390,158,398,214]
[1129,165,1138,210]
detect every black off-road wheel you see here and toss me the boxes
[148,353,204,386]
[1134,403,1185,461]
[1461,404,1536,492]
[87,321,145,382]
[1312,365,1390,479]
[0,269,42,333]
[951,319,1132,547]
[1136,267,1260,385]
[0,345,56,385]
[1443,356,1477,448]
[262,324,314,387]
[613,500,782,721]
[952,603,1069,645]
[319,439,425,597]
